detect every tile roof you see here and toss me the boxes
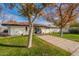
[2,20,31,26]
[1,20,56,28]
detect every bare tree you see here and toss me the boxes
[16,3,55,48]
[45,3,79,37]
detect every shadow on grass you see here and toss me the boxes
[0,43,26,48]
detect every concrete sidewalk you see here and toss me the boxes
[37,35,79,56]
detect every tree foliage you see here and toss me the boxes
[45,3,79,37]
[16,3,55,48]
[56,3,79,28]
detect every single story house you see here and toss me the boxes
[1,20,60,36]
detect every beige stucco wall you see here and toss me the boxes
[41,27,60,34]
[8,26,29,36]
[7,26,60,36]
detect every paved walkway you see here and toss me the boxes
[37,35,79,56]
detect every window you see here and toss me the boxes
[3,29,8,33]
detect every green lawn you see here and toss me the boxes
[0,35,71,56]
[50,32,79,42]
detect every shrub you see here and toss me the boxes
[69,28,79,34]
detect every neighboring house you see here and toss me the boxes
[1,20,60,36]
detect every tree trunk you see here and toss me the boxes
[60,28,63,37]
[27,23,33,48]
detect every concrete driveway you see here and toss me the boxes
[37,35,79,56]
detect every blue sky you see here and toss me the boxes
[0,3,51,25]
[0,3,78,25]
